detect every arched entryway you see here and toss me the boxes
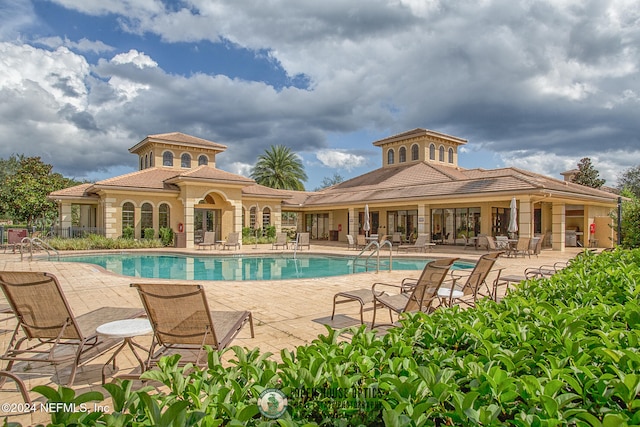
[194,194,222,243]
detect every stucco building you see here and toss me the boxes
[50,129,619,250]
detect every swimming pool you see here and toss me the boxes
[59,253,474,281]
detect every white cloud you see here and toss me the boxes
[316,149,367,171]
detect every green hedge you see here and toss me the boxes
[27,248,640,426]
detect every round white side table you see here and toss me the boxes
[96,318,152,384]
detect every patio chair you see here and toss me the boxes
[529,237,542,257]
[391,233,403,247]
[0,271,144,386]
[223,232,240,250]
[495,236,510,250]
[272,232,288,250]
[397,234,434,253]
[346,234,357,250]
[508,237,531,258]
[198,231,216,250]
[4,229,28,253]
[297,232,310,250]
[131,283,254,368]
[356,234,366,250]
[437,252,504,307]
[371,258,458,327]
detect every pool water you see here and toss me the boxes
[59,253,473,281]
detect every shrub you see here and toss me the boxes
[143,228,155,239]
[122,226,134,239]
[28,248,640,426]
[158,227,174,247]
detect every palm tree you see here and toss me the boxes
[251,145,307,190]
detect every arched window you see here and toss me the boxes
[250,207,257,229]
[399,147,406,163]
[387,149,395,165]
[262,207,271,227]
[140,158,144,170]
[439,145,445,161]
[141,202,153,231]
[448,147,454,163]
[429,144,436,160]
[163,151,173,167]
[198,155,208,166]
[144,154,148,169]
[159,203,170,229]
[181,153,191,168]
[411,144,419,161]
[149,152,153,167]
[122,202,135,230]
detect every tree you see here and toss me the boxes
[571,157,605,189]
[617,188,640,248]
[617,165,640,199]
[250,145,307,191]
[314,172,344,191]
[0,156,76,227]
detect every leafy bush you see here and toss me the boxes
[158,226,174,247]
[122,226,134,239]
[143,228,155,239]
[264,225,276,239]
[27,248,640,426]
[47,234,163,250]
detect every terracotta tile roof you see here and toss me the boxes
[372,128,467,146]
[303,162,619,206]
[129,132,227,153]
[242,185,316,204]
[49,183,96,198]
[94,168,181,191]
[174,165,254,184]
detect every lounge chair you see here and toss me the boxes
[371,258,458,327]
[391,233,403,247]
[198,231,216,250]
[296,232,310,250]
[272,232,288,250]
[437,252,504,307]
[131,283,254,368]
[356,235,366,250]
[223,232,240,250]
[397,234,434,253]
[0,271,144,386]
[331,258,458,325]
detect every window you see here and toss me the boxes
[387,149,395,165]
[181,153,191,168]
[159,203,170,229]
[198,155,208,166]
[439,145,445,161]
[411,144,419,161]
[250,207,257,229]
[429,144,435,160]
[262,207,271,227]
[122,202,135,230]
[163,151,173,167]
[141,203,153,230]
[144,154,148,169]
[140,158,143,170]
[448,147,454,163]
[149,152,153,167]
[399,147,406,163]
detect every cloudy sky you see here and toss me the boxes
[1,0,639,190]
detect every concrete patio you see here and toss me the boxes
[0,241,583,425]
